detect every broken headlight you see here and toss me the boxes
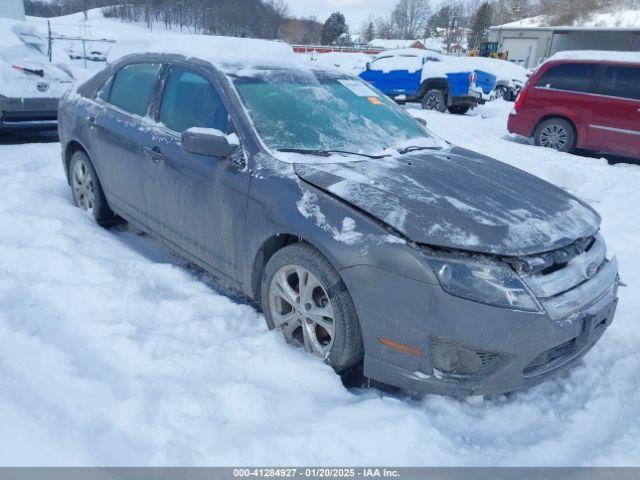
[427,255,543,312]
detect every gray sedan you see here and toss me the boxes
[57,41,619,396]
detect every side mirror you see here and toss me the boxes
[181,127,239,158]
[365,62,371,70]
[415,118,427,127]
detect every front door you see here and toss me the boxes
[143,64,250,280]
[583,64,640,158]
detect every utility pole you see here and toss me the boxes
[47,19,52,62]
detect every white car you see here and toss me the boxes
[0,19,74,131]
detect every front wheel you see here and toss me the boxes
[534,118,576,153]
[261,243,364,373]
[421,89,447,112]
[69,151,118,225]
[447,105,470,115]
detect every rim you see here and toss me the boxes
[269,265,336,359]
[72,159,95,212]
[540,124,569,150]
[424,93,443,111]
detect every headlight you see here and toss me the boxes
[427,255,543,312]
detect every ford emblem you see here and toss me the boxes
[584,262,598,280]
[37,82,50,92]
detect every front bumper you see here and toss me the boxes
[0,96,59,131]
[340,261,618,397]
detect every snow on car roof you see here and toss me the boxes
[374,48,442,60]
[548,50,640,65]
[0,18,45,53]
[107,33,301,72]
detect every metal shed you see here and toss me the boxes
[488,25,640,68]
[0,0,26,21]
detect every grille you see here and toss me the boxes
[519,234,617,321]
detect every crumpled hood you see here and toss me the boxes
[294,147,600,256]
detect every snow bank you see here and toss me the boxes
[1,102,640,466]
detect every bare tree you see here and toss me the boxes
[390,0,432,39]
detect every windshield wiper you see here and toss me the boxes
[277,148,390,159]
[397,145,443,155]
[12,65,45,78]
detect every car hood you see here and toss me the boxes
[293,147,600,256]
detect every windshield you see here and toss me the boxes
[232,69,429,154]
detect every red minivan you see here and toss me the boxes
[508,51,640,159]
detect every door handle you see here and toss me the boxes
[144,146,165,164]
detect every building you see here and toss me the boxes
[0,0,25,21]
[489,24,640,68]
[369,39,426,50]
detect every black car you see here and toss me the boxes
[57,36,619,396]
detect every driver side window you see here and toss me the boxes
[159,66,229,134]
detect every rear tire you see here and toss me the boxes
[534,118,576,153]
[421,89,447,112]
[69,150,118,226]
[261,243,364,373]
[447,105,470,115]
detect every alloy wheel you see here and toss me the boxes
[269,265,336,358]
[72,159,95,212]
[424,93,443,111]
[539,124,569,150]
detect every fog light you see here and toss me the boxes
[430,337,509,379]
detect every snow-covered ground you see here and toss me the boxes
[1,100,639,466]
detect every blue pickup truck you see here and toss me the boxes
[359,49,497,114]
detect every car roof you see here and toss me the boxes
[546,50,640,66]
[107,33,302,73]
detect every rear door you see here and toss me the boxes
[92,62,162,223]
[582,63,640,157]
[531,62,599,138]
[143,63,250,279]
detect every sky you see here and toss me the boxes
[285,0,399,31]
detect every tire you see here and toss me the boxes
[421,89,447,112]
[69,150,118,226]
[495,85,508,99]
[261,242,364,373]
[533,118,576,153]
[447,105,470,115]
[504,88,518,102]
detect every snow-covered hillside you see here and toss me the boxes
[500,9,640,28]
[1,101,639,466]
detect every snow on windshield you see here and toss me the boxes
[231,68,432,158]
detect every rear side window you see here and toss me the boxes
[159,66,229,134]
[108,63,161,117]
[96,76,113,102]
[536,63,598,92]
[596,65,640,100]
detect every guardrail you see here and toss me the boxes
[292,45,383,55]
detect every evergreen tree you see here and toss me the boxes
[320,12,349,45]
[364,22,375,42]
[469,2,494,50]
